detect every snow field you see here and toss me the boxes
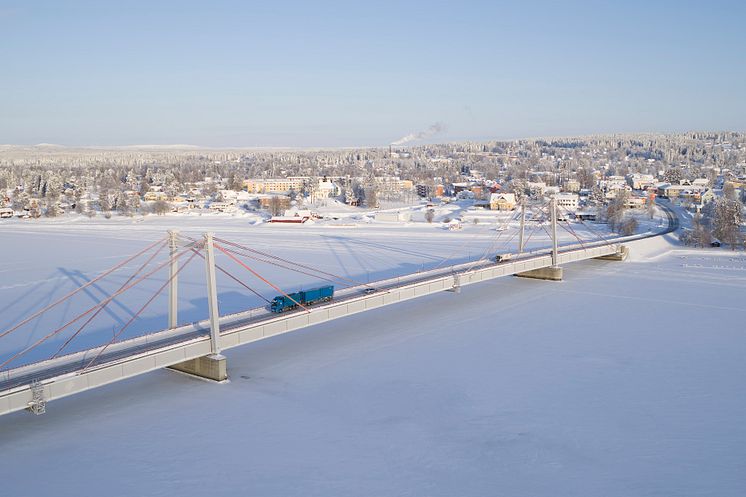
[3,215,744,496]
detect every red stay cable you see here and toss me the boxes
[213,242,310,313]
[52,239,170,358]
[0,241,199,371]
[214,237,371,289]
[189,248,271,304]
[0,236,167,341]
[218,245,349,289]
[82,250,199,370]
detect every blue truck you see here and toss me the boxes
[270,285,334,313]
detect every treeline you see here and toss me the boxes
[1,132,746,219]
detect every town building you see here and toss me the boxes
[244,177,306,194]
[628,173,657,190]
[554,193,579,210]
[258,195,291,212]
[563,179,580,193]
[375,211,412,222]
[309,177,341,203]
[489,193,517,211]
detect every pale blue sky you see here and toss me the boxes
[1,0,745,147]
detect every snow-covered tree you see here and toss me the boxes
[703,198,743,249]
[605,190,628,232]
[152,200,171,216]
[589,186,605,206]
[425,209,435,223]
[619,217,638,236]
[663,167,683,185]
[44,200,60,218]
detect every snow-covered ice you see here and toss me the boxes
[1,216,745,496]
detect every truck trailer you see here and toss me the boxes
[270,285,334,313]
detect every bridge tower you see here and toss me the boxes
[204,232,222,357]
[516,196,564,281]
[168,230,179,329]
[518,198,526,254]
[168,232,228,381]
[550,195,559,267]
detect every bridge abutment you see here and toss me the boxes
[594,245,629,261]
[169,354,227,382]
[515,265,563,281]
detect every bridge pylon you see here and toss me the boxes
[168,230,179,329]
[169,232,228,382]
[518,198,526,254]
[516,196,563,281]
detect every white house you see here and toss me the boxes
[209,202,236,213]
[375,211,412,222]
[692,178,710,188]
[554,193,579,210]
[628,173,656,190]
[309,178,341,203]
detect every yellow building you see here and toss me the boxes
[143,191,169,201]
[243,177,306,193]
[489,193,517,211]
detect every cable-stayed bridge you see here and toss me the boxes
[0,201,678,416]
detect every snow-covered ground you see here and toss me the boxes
[2,214,746,496]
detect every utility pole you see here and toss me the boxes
[204,232,221,355]
[550,196,558,267]
[518,198,527,254]
[168,230,179,329]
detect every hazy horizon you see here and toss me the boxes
[4,128,743,152]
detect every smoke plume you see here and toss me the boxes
[391,122,446,146]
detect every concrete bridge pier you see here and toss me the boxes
[516,266,563,281]
[169,354,227,381]
[446,273,461,293]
